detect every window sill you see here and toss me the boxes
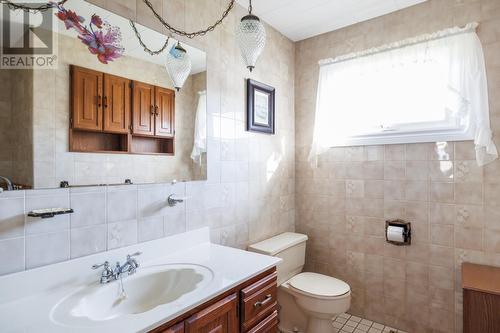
[329,129,474,147]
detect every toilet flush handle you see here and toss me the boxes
[254,294,273,308]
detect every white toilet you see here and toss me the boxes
[249,232,351,333]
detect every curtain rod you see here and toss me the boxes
[318,22,479,66]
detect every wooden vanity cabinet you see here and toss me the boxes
[247,310,278,333]
[151,267,278,333]
[240,271,278,332]
[159,322,184,333]
[185,294,238,333]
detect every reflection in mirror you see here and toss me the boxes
[0,1,207,190]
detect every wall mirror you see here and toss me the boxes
[0,1,207,190]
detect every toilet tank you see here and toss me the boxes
[248,232,308,285]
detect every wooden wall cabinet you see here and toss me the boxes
[103,73,131,134]
[155,87,175,138]
[132,83,175,138]
[462,263,500,333]
[151,268,278,333]
[70,65,175,155]
[132,81,155,136]
[71,66,103,132]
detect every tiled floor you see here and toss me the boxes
[333,313,407,333]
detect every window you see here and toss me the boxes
[310,23,498,166]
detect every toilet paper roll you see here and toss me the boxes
[387,225,405,243]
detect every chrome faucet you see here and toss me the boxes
[167,194,184,207]
[92,252,142,284]
[116,252,141,277]
[0,176,14,191]
[91,261,115,284]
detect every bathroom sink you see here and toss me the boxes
[51,263,213,325]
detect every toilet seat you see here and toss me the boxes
[287,272,350,299]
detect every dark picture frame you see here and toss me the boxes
[246,79,275,134]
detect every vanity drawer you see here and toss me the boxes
[240,271,278,332]
[247,310,278,333]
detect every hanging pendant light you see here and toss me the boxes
[236,0,266,72]
[165,42,192,91]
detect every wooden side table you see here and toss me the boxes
[462,263,500,333]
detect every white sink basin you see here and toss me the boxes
[51,263,213,325]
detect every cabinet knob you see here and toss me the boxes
[103,96,108,108]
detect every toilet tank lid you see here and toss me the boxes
[248,232,308,255]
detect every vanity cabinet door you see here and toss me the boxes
[71,66,103,131]
[103,74,131,134]
[132,81,155,136]
[160,322,184,333]
[154,87,175,138]
[185,293,238,333]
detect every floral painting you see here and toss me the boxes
[52,2,124,64]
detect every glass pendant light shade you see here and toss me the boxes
[165,42,191,91]
[236,12,266,72]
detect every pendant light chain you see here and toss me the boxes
[129,20,170,56]
[248,0,252,14]
[0,0,67,12]
[141,0,235,39]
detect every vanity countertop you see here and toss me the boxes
[0,228,281,333]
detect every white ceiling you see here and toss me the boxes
[236,0,427,42]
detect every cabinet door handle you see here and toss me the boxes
[154,105,159,116]
[254,294,272,308]
[97,95,102,107]
[150,105,154,115]
[103,96,108,108]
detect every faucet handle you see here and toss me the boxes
[92,261,110,270]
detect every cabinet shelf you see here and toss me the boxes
[70,130,128,154]
[131,135,174,155]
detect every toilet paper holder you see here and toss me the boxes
[385,219,411,246]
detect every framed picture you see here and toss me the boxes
[246,79,275,134]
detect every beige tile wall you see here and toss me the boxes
[0,0,295,277]
[83,0,296,243]
[295,1,500,332]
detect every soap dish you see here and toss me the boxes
[28,208,74,219]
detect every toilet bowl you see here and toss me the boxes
[248,232,351,333]
[282,272,351,333]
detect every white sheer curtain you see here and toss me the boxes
[310,23,498,166]
[191,90,207,164]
